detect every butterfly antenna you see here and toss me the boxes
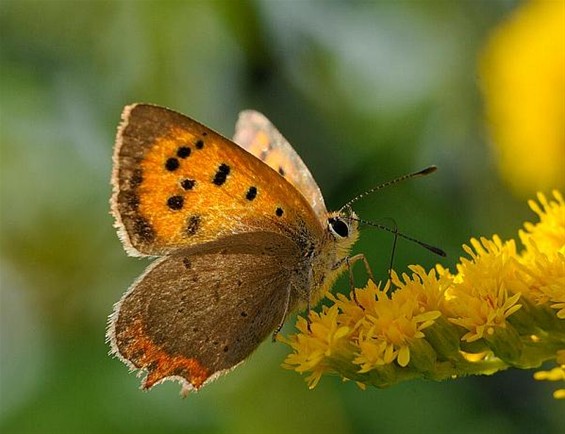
[388,220,399,275]
[352,217,447,257]
[339,166,437,212]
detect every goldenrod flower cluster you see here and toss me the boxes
[281,191,565,398]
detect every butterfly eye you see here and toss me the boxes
[328,217,349,238]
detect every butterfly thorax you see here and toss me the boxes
[291,210,359,309]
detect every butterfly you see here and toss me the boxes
[107,104,389,394]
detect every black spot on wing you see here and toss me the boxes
[177,146,191,158]
[212,163,230,186]
[246,186,257,201]
[167,196,184,210]
[186,215,201,236]
[181,179,196,190]
[165,158,179,171]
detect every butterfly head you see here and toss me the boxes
[327,206,359,256]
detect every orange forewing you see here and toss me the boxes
[234,110,327,221]
[112,104,324,256]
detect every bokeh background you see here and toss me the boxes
[1,1,563,433]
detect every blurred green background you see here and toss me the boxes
[1,1,563,434]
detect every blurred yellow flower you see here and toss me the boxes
[534,350,565,399]
[282,191,565,398]
[480,0,565,197]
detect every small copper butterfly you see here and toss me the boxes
[107,104,437,394]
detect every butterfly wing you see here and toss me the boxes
[233,110,327,221]
[107,233,299,392]
[111,104,323,256]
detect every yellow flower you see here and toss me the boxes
[446,237,523,343]
[479,0,565,197]
[520,191,565,256]
[352,280,441,371]
[519,191,565,318]
[282,191,565,398]
[279,305,353,389]
[391,265,453,315]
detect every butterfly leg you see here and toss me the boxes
[272,283,292,341]
[346,253,375,307]
[305,294,312,332]
[306,267,313,332]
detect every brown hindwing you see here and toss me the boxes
[107,236,298,392]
